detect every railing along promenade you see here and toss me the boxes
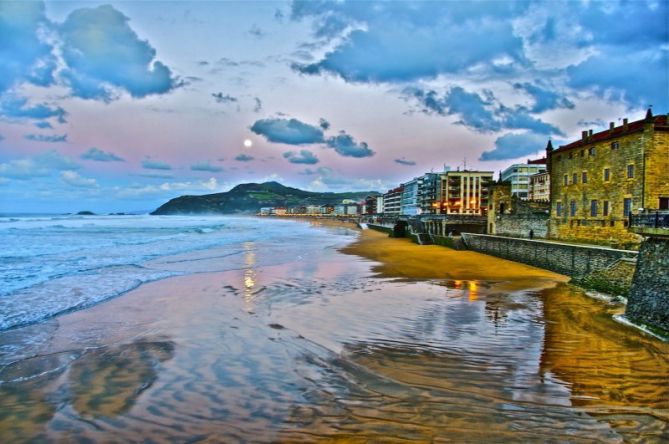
[630,210,669,237]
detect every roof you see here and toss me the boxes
[553,113,668,154]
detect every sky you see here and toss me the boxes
[0,0,667,213]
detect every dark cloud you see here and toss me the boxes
[141,159,172,170]
[253,97,262,113]
[407,86,563,135]
[274,9,285,23]
[480,132,563,161]
[81,147,124,162]
[283,150,319,164]
[25,133,67,143]
[248,24,266,38]
[211,92,238,104]
[394,158,415,166]
[513,82,574,113]
[0,95,66,122]
[191,161,223,172]
[34,121,53,129]
[235,154,254,162]
[318,117,330,130]
[250,117,324,145]
[60,5,179,101]
[325,132,374,158]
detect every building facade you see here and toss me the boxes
[400,179,419,215]
[417,173,441,214]
[547,110,669,247]
[437,170,494,215]
[501,161,546,199]
[382,185,403,215]
[528,171,550,202]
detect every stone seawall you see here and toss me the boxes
[626,236,669,332]
[461,233,637,280]
[494,214,548,239]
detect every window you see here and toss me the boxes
[588,147,595,156]
[582,171,588,183]
[572,173,578,184]
[590,200,597,216]
[603,201,609,216]
[570,200,577,217]
[623,198,632,217]
[556,155,562,162]
[564,175,568,185]
[568,152,573,159]
[627,164,634,178]
[556,202,563,216]
[580,150,585,157]
[611,141,619,150]
[604,168,610,181]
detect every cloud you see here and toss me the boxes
[212,92,238,104]
[283,150,319,164]
[291,2,526,82]
[325,131,374,158]
[0,150,79,180]
[116,177,220,198]
[318,118,330,130]
[235,154,254,162]
[80,147,124,162]
[61,170,98,188]
[0,95,67,122]
[513,82,574,113]
[479,132,562,161]
[253,97,262,113]
[59,4,179,100]
[0,2,57,94]
[250,117,324,145]
[25,133,67,143]
[34,121,53,129]
[248,24,266,38]
[408,86,563,135]
[141,159,172,170]
[394,158,415,166]
[191,161,223,172]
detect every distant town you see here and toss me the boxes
[260,109,669,249]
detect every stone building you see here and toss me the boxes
[487,181,549,238]
[437,170,493,215]
[547,109,669,247]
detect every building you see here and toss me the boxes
[437,170,494,215]
[382,185,403,215]
[376,196,384,215]
[547,109,669,247]
[417,173,441,214]
[364,195,378,215]
[305,205,321,215]
[400,179,420,215]
[528,171,550,202]
[501,160,546,199]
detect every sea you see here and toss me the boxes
[0,214,354,331]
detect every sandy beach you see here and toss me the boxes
[1,221,667,442]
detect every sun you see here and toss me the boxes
[243,139,253,148]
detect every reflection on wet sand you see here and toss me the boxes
[69,339,175,418]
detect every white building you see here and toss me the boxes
[501,161,546,199]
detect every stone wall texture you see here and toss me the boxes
[626,236,669,332]
[494,214,549,239]
[461,233,637,278]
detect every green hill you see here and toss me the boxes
[151,181,378,215]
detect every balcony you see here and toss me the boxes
[630,211,669,237]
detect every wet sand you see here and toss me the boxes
[1,224,667,443]
[341,228,569,290]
